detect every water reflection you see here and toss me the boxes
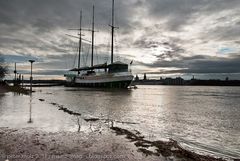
[27,93,33,123]
[0,86,240,158]
[60,87,134,122]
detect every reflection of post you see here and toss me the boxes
[22,75,24,88]
[28,93,33,123]
[29,60,35,92]
[14,62,17,86]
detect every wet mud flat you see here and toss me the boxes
[0,127,146,161]
[0,126,237,161]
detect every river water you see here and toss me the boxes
[0,85,239,159]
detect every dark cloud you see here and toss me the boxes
[0,0,136,59]
[156,43,185,60]
[141,54,240,74]
[1,54,41,63]
[0,0,135,33]
[1,0,240,79]
[206,23,240,41]
[133,39,161,49]
[143,0,204,30]
[34,69,67,76]
[13,69,67,76]
[144,0,240,31]
[132,35,185,60]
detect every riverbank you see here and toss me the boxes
[0,83,29,94]
[0,127,152,161]
[0,86,8,93]
[0,86,239,161]
[0,126,234,161]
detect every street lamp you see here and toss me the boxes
[29,60,35,92]
[14,62,17,86]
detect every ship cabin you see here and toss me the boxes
[69,61,129,74]
[108,61,128,73]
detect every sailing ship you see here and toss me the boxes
[64,0,134,88]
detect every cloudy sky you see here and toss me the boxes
[0,0,240,80]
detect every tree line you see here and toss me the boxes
[0,54,8,80]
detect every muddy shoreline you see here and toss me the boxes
[0,127,148,161]
[1,125,237,161]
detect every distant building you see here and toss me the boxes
[164,77,184,85]
[143,73,147,80]
[191,75,195,80]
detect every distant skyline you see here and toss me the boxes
[0,0,240,80]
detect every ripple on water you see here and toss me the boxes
[0,85,239,159]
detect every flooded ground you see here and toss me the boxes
[0,85,240,160]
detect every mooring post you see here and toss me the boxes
[28,60,35,93]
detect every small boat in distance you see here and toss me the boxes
[64,0,133,88]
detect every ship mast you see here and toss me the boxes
[67,11,92,71]
[78,11,82,74]
[91,5,95,67]
[110,0,115,64]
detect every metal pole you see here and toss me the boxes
[91,5,95,67]
[29,60,35,93]
[111,0,115,64]
[30,62,32,92]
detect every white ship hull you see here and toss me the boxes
[65,72,133,88]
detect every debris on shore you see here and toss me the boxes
[84,118,100,122]
[110,126,229,161]
[39,99,45,102]
[48,102,82,116]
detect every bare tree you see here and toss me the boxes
[0,54,8,80]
